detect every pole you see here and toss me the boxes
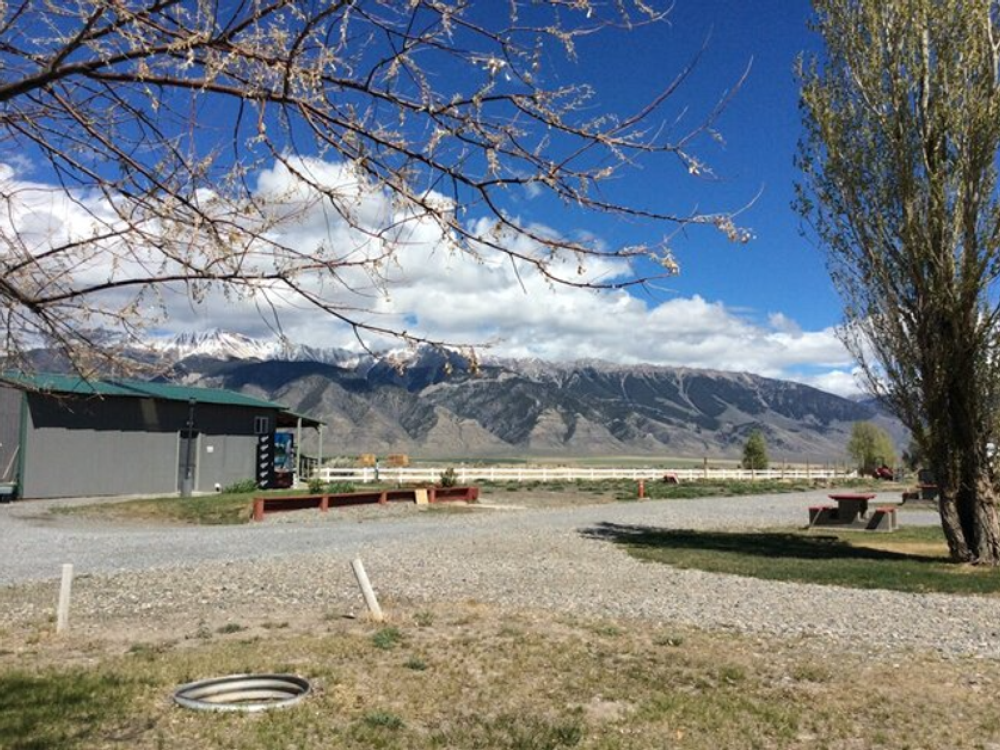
[317,424,324,479]
[56,563,73,634]
[295,417,303,481]
[181,397,196,497]
[351,558,384,622]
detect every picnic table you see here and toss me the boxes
[828,493,875,522]
[808,493,896,531]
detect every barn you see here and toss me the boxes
[0,373,323,500]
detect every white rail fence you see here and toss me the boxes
[317,465,855,485]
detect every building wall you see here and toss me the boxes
[0,386,23,483]
[20,394,281,499]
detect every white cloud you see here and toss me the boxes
[788,369,866,399]
[1,157,859,394]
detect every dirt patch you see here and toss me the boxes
[3,599,999,750]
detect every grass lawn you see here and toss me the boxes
[55,490,281,526]
[3,601,999,750]
[585,523,1000,595]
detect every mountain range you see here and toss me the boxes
[160,330,905,461]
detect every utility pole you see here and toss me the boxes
[181,397,196,497]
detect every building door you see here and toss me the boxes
[178,430,199,492]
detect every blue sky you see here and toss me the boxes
[1,1,863,395]
[573,0,835,330]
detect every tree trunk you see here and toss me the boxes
[972,473,1000,565]
[929,346,1000,565]
[938,489,973,562]
[934,447,1000,566]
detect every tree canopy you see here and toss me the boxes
[741,429,769,471]
[0,0,748,376]
[846,421,895,476]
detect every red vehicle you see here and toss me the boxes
[873,465,894,480]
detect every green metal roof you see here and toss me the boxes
[1,372,323,427]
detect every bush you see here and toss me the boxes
[307,476,325,494]
[439,467,458,488]
[221,478,258,494]
[326,481,356,494]
[741,430,770,470]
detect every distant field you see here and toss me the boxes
[410,455,750,469]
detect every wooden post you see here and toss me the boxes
[703,457,709,480]
[351,558,384,622]
[637,479,645,499]
[56,563,73,634]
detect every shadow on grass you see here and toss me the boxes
[577,524,1000,594]
[0,670,134,750]
[580,523,947,564]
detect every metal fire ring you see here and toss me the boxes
[173,673,311,712]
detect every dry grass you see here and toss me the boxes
[2,600,999,750]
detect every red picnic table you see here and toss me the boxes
[827,493,876,522]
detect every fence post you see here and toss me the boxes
[56,563,73,634]
[351,558,384,623]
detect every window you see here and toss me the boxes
[254,416,270,435]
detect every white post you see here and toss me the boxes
[56,563,73,634]
[317,424,324,477]
[351,558,384,622]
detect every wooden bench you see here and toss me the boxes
[428,486,480,503]
[866,506,898,532]
[919,484,939,501]
[252,486,480,521]
[808,505,838,526]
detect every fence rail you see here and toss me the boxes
[317,466,855,485]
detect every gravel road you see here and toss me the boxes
[4,490,995,660]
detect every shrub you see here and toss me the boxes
[326,481,356,494]
[741,430,770,470]
[307,476,325,494]
[372,627,403,650]
[439,467,458,488]
[221,478,258,494]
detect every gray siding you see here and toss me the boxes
[194,434,259,491]
[20,394,281,499]
[23,427,179,499]
[0,386,22,483]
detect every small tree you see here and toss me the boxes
[846,422,896,476]
[741,430,769,471]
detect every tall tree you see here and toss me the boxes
[796,0,1000,563]
[0,1,748,376]
[846,421,896,476]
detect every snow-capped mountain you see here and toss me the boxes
[150,329,366,367]
[165,334,907,460]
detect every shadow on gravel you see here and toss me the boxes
[579,523,942,564]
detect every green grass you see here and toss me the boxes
[55,487,361,526]
[624,478,817,501]
[473,478,820,499]
[372,626,403,650]
[0,669,139,750]
[585,523,1000,595]
[55,491,257,525]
